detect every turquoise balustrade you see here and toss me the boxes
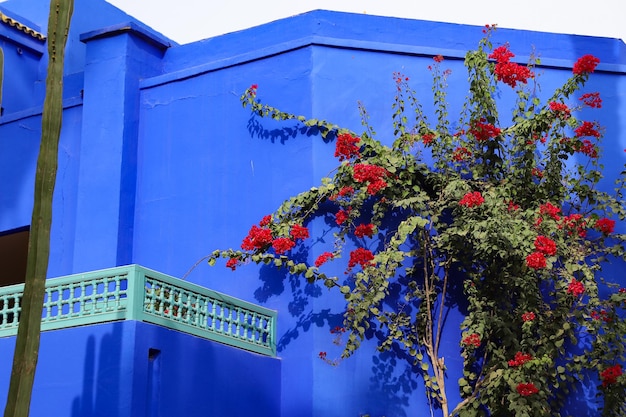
[0,265,276,356]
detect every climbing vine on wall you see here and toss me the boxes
[208,27,626,416]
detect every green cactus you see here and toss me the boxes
[3,1,74,416]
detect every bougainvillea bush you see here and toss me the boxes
[208,28,626,416]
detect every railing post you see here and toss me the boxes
[125,265,144,321]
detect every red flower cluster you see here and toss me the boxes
[526,252,546,269]
[290,224,310,240]
[318,351,327,360]
[591,309,612,323]
[522,311,536,322]
[534,235,557,256]
[335,133,361,161]
[573,54,600,75]
[259,215,272,227]
[459,191,485,208]
[241,225,273,251]
[249,84,258,96]
[531,167,543,178]
[489,45,514,62]
[315,251,334,267]
[347,248,375,270]
[560,213,587,238]
[330,186,355,201]
[489,45,533,88]
[507,200,520,211]
[462,333,481,348]
[574,121,601,138]
[600,364,622,387]
[433,54,444,63]
[469,118,501,142]
[272,237,295,254]
[226,258,239,271]
[595,218,615,234]
[353,164,389,195]
[580,92,602,108]
[539,202,561,221]
[354,223,375,238]
[335,209,350,225]
[422,133,435,145]
[516,382,539,396]
[567,279,585,297]
[549,101,571,119]
[452,146,472,162]
[575,139,598,158]
[508,352,533,367]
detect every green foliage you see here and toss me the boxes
[211,29,626,416]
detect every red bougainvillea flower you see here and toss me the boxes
[290,224,310,241]
[516,382,539,396]
[522,311,536,322]
[433,54,444,63]
[534,235,557,256]
[508,352,533,367]
[573,54,600,75]
[462,333,481,348]
[489,45,515,63]
[469,118,501,142]
[600,364,622,387]
[507,200,520,212]
[354,223,376,238]
[580,92,602,108]
[314,252,334,267]
[225,258,239,271]
[595,218,615,234]
[259,215,272,227]
[459,191,485,208]
[366,179,388,195]
[549,101,571,119]
[347,248,375,270]
[241,225,273,251]
[335,133,361,161]
[335,208,350,225]
[591,309,612,323]
[526,251,547,269]
[452,146,472,162]
[567,279,585,297]
[575,139,598,158]
[318,351,327,360]
[560,213,588,238]
[422,133,435,145]
[272,237,295,254]
[531,167,544,178]
[353,164,390,195]
[353,164,389,183]
[494,61,533,88]
[574,121,601,138]
[539,202,561,221]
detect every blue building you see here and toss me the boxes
[0,1,625,416]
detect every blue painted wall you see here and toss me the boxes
[1,1,625,416]
[0,321,281,416]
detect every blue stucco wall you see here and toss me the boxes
[1,2,625,416]
[0,321,281,416]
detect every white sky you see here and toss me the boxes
[103,0,625,45]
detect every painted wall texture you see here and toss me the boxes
[0,0,625,416]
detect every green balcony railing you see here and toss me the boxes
[0,265,277,356]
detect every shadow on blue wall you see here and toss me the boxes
[70,326,122,417]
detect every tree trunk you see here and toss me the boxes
[3,1,74,416]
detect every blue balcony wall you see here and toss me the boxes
[0,2,625,416]
[0,321,280,416]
